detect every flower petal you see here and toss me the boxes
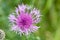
[29,25,40,32]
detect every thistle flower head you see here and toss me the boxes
[8,4,41,35]
[0,29,5,40]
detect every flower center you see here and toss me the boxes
[16,13,33,29]
[20,19,27,26]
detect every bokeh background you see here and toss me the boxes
[0,0,60,40]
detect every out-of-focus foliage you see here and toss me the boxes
[0,0,60,40]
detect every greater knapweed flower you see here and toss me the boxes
[8,4,41,35]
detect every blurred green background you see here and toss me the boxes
[0,0,60,40]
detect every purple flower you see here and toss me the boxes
[8,4,41,35]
